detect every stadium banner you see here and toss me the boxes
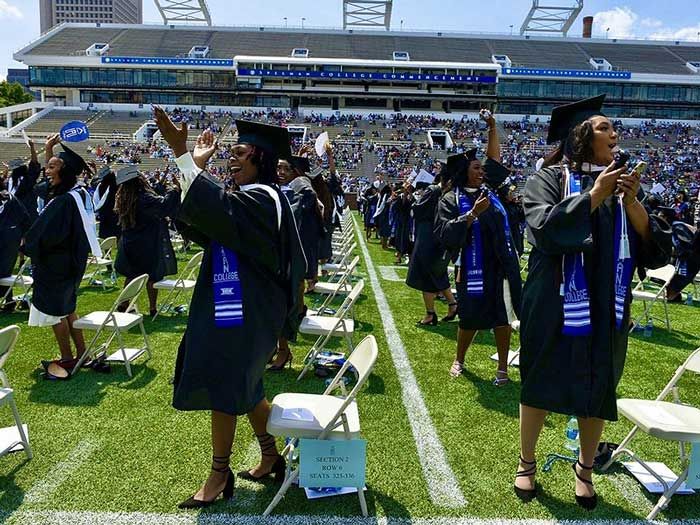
[237,68,498,84]
[501,67,631,80]
[102,57,234,67]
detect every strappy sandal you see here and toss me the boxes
[238,433,286,483]
[493,369,510,386]
[178,454,234,509]
[514,456,538,502]
[449,360,464,378]
[441,303,458,322]
[573,460,597,510]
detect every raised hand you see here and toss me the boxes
[473,193,491,216]
[46,133,61,149]
[152,105,188,157]
[193,129,218,170]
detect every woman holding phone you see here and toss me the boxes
[514,95,671,509]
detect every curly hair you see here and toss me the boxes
[115,175,157,229]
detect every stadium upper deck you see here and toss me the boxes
[13,23,700,119]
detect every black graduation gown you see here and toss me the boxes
[406,185,450,292]
[364,193,378,228]
[115,190,179,281]
[96,186,120,239]
[375,196,392,239]
[172,173,306,416]
[435,189,522,330]
[23,191,91,316]
[0,193,30,277]
[393,195,414,256]
[520,166,671,421]
[11,161,41,224]
[289,177,321,280]
[505,201,526,256]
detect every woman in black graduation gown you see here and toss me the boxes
[514,95,671,509]
[406,168,458,325]
[392,182,414,264]
[435,147,522,385]
[114,165,179,316]
[363,184,379,239]
[153,108,305,508]
[7,139,41,224]
[92,166,120,240]
[374,183,393,250]
[312,146,336,263]
[0,178,31,312]
[23,141,95,379]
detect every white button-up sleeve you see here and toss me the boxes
[174,152,203,201]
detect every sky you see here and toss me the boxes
[1,0,700,79]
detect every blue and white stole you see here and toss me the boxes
[456,187,485,296]
[211,183,282,328]
[561,165,634,336]
[456,187,516,296]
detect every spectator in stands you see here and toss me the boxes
[515,95,671,509]
[113,166,180,317]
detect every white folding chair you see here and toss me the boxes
[152,250,203,321]
[72,274,152,377]
[264,334,379,517]
[322,243,357,272]
[298,279,365,380]
[490,319,521,367]
[310,256,360,317]
[313,257,359,297]
[0,259,33,307]
[630,264,676,332]
[83,236,117,289]
[601,347,700,519]
[0,326,32,460]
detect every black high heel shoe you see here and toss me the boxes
[572,460,598,510]
[267,350,293,372]
[178,455,235,509]
[238,433,286,483]
[441,302,458,322]
[416,311,438,326]
[514,456,538,502]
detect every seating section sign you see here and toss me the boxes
[299,439,366,488]
[689,442,700,489]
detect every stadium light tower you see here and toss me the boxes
[154,0,212,26]
[520,0,583,37]
[343,0,393,30]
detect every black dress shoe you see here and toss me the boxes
[238,455,286,483]
[416,312,438,327]
[573,461,598,510]
[178,467,234,509]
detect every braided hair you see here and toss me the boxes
[115,175,157,229]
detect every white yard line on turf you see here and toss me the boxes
[353,216,466,509]
[24,440,99,504]
[5,510,700,525]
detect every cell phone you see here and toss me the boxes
[630,161,647,177]
[613,150,630,170]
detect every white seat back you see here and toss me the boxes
[0,325,20,387]
[112,274,149,314]
[646,264,676,284]
[181,251,204,281]
[99,236,117,257]
[684,348,700,374]
[319,334,378,439]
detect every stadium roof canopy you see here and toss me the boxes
[14,23,700,76]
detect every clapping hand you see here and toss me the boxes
[152,105,188,157]
[193,129,218,170]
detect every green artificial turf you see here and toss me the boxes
[0,213,697,521]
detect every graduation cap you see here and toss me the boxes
[483,157,512,189]
[445,148,478,177]
[116,165,140,185]
[57,144,89,178]
[97,166,112,180]
[8,158,24,171]
[235,120,292,159]
[289,156,310,174]
[308,167,323,179]
[546,94,606,145]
